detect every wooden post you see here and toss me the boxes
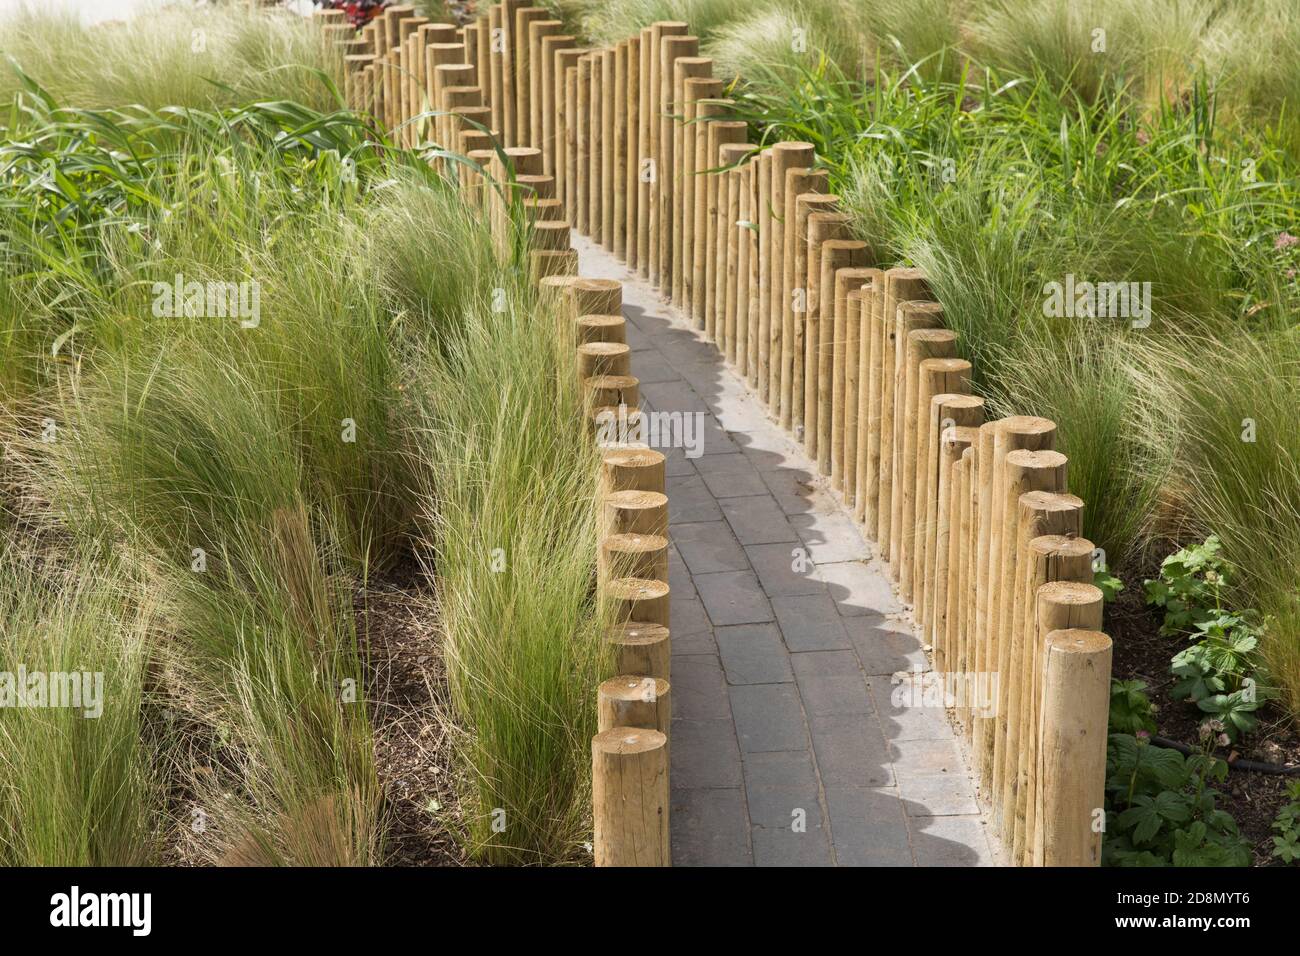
[754,148,772,390]
[875,269,930,553]
[690,98,726,329]
[598,675,671,736]
[658,34,698,292]
[831,266,877,494]
[948,445,975,730]
[601,447,665,496]
[932,425,978,676]
[600,533,669,585]
[647,22,690,285]
[763,143,813,416]
[671,55,710,306]
[681,75,721,315]
[889,304,946,584]
[705,120,746,341]
[803,212,852,462]
[577,314,628,345]
[511,6,545,145]
[724,159,745,363]
[528,19,563,147]
[587,51,604,244]
[624,34,642,271]
[1034,599,1109,867]
[606,623,671,680]
[498,0,527,146]
[921,393,983,638]
[989,449,1071,836]
[897,325,959,598]
[791,190,837,436]
[784,169,830,430]
[844,280,880,507]
[973,416,1056,792]
[575,54,592,234]
[487,4,505,140]
[541,36,576,176]
[578,342,632,383]
[636,26,655,279]
[558,50,584,220]
[735,157,756,376]
[613,40,629,259]
[601,48,617,247]
[592,727,669,866]
[605,576,670,626]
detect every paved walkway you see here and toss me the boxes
[575,237,996,867]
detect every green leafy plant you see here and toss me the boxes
[1271,781,1300,864]
[1110,679,1158,735]
[1094,568,1125,602]
[1144,536,1231,636]
[1104,733,1250,867]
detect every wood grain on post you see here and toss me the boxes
[724,161,745,361]
[427,43,465,148]
[499,0,528,146]
[474,15,492,115]
[528,19,562,147]
[512,6,546,144]
[671,55,710,306]
[587,52,604,244]
[714,138,749,354]
[889,304,947,584]
[803,213,852,461]
[612,40,629,259]
[973,416,1056,792]
[598,675,671,737]
[592,727,669,866]
[487,4,505,138]
[735,158,756,376]
[754,149,772,390]
[541,35,576,176]
[933,425,978,676]
[815,242,869,476]
[601,48,617,247]
[600,534,670,585]
[791,190,837,436]
[624,34,642,270]
[577,314,628,345]
[769,143,816,416]
[636,26,655,279]
[876,270,931,555]
[606,623,671,681]
[531,249,578,281]
[831,267,877,494]
[603,490,668,540]
[783,167,829,429]
[681,75,722,316]
[646,22,690,285]
[601,447,665,496]
[575,55,592,234]
[706,121,747,342]
[951,445,976,731]
[605,576,670,627]
[1034,606,1109,867]
[578,342,632,383]
[658,34,698,292]
[989,448,1071,836]
[568,278,622,324]
[586,376,641,418]
[921,393,983,639]
[558,51,583,220]
[690,98,727,329]
[844,281,880,508]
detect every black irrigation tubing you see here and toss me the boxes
[1150,735,1300,776]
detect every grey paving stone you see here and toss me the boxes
[791,650,874,717]
[694,453,769,498]
[695,570,775,626]
[628,350,683,384]
[789,508,872,564]
[729,683,809,753]
[909,814,996,866]
[718,494,800,545]
[867,675,958,742]
[671,655,732,721]
[896,773,981,817]
[818,560,903,616]
[667,473,724,524]
[808,712,894,787]
[824,787,916,866]
[715,624,794,685]
[625,321,654,352]
[751,824,834,866]
[671,718,743,789]
[670,788,753,867]
[742,750,822,829]
[888,736,966,778]
[670,596,713,638]
[771,593,852,652]
[847,616,928,675]
[671,520,749,574]
[667,545,698,601]
[661,443,697,477]
[743,542,826,597]
[757,466,821,514]
[640,380,708,413]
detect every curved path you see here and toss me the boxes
[576,236,999,867]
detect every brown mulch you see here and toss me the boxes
[1106,565,1300,866]
[358,558,468,867]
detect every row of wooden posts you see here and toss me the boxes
[318,1,1111,867]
